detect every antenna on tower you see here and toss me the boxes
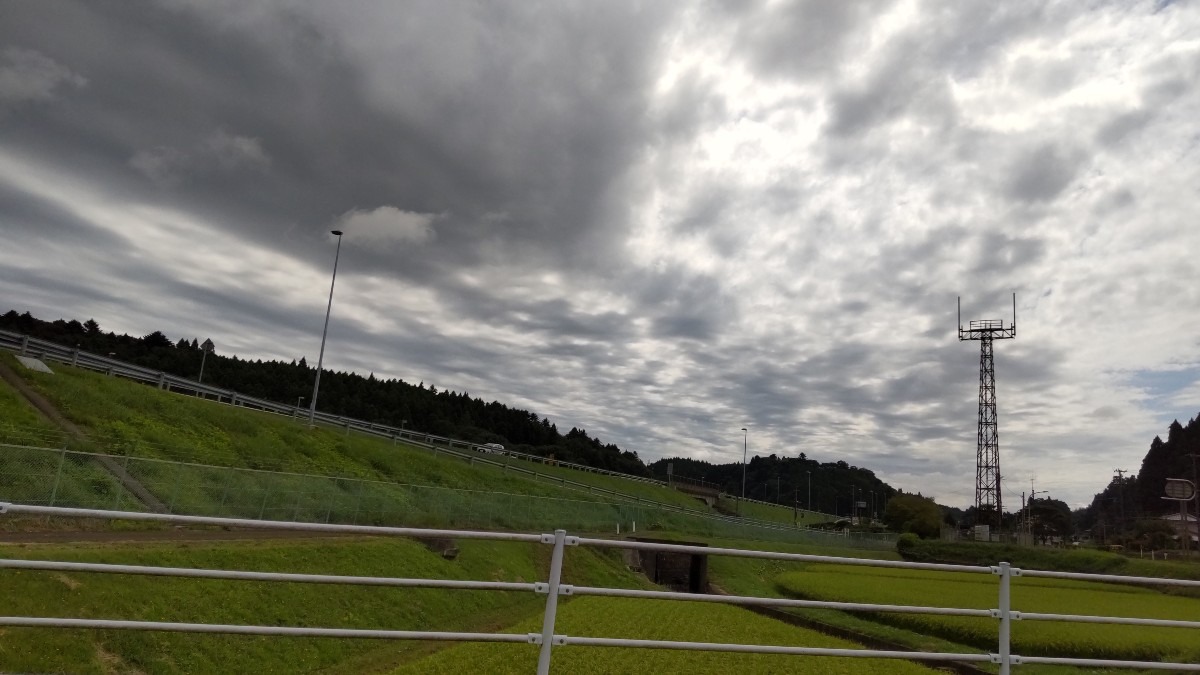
[958,293,1017,535]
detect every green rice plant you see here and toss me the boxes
[776,564,1200,664]
[0,534,645,674]
[390,596,944,674]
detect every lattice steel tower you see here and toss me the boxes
[958,294,1016,532]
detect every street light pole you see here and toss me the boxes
[308,230,344,426]
[197,339,214,384]
[740,427,748,515]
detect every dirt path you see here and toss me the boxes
[0,359,86,436]
[0,359,169,512]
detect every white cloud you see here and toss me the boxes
[335,206,438,247]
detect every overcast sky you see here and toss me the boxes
[2,0,1198,509]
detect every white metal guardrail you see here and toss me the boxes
[0,503,1197,673]
[0,329,853,539]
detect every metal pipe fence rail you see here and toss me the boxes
[1,503,1198,674]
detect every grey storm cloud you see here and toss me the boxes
[737,0,895,82]
[2,0,1200,509]
[1003,143,1087,204]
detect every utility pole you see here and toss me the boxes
[1028,487,1046,543]
[1114,469,1128,536]
[1020,491,1026,539]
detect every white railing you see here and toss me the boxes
[1,503,1197,673]
[0,329,851,538]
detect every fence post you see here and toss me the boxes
[48,447,67,507]
[19,336,28,356]
[71,349,79,367]
[994,561,1013,674]
[537,529,568,675]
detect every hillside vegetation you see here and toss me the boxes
[1,310,647,475]
[0,353,835,541]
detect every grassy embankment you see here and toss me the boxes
[0,355,832,541]
[723,496,838,527]
[0,352,694,505]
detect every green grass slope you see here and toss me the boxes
[0,354,888,549]
[0,354,708,510]
[720,495,837,527]
[0,366,64,446]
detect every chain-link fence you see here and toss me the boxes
[0,443,894,548]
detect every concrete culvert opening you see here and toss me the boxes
[628,537,708,593]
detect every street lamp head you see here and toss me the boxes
[330,230,343,236]
[741,427,747,432]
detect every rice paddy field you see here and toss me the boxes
[776,564,1200,664]
[389,596,943,674]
